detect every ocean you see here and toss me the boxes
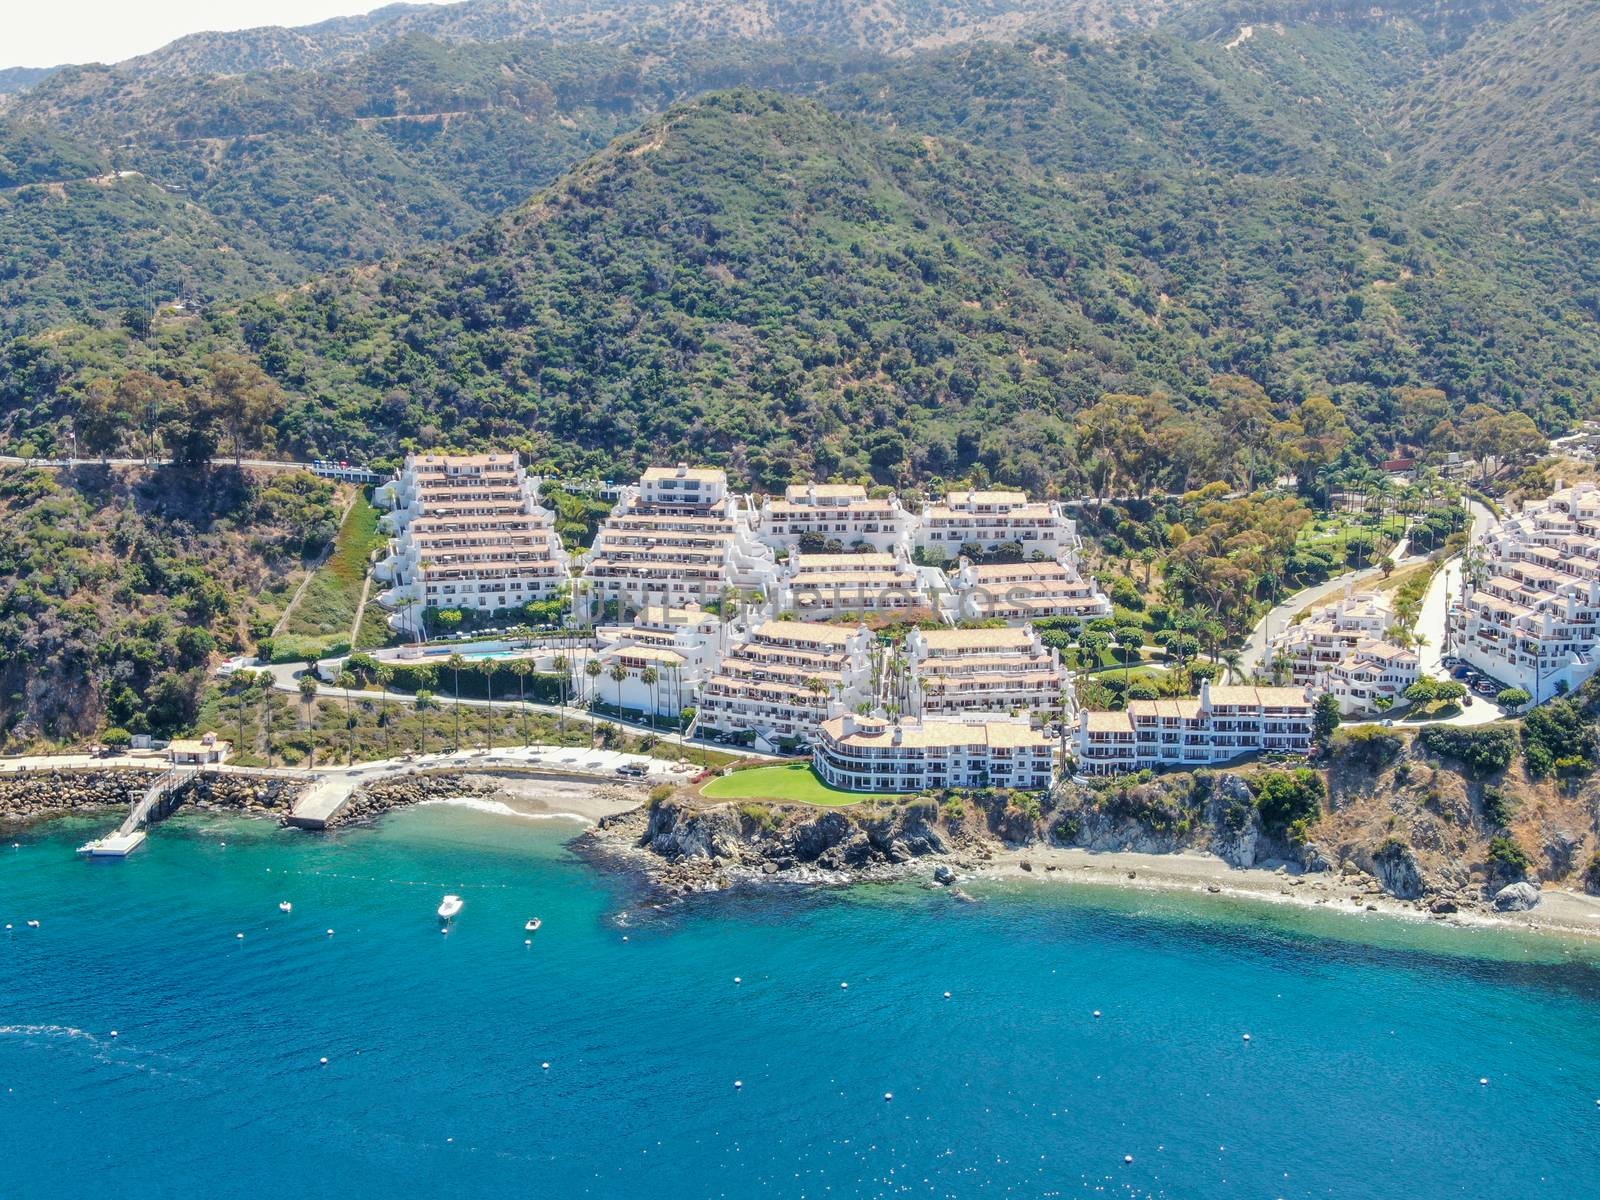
[3,802,1597,1199]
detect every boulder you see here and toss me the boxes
[1492,881,1541,912]
[1429,898,1458,915]
[932,864,956,886]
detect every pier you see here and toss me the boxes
[77,768,193,857]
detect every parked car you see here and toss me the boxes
[616,763,648,778]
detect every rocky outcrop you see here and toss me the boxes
[1366,840,1427,900]
[591,796,981,895]
[0,769,155,825]
[1492,881,1542,912]
[1206,774,1262,867]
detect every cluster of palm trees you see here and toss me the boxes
[1310,465,1465,555]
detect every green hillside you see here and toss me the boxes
[4,90,1593,487]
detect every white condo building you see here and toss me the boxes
[1075,681,1315,776]
[813,714,1056,793]
[579,465,777,615]
[1450,480,1600,702]
[914,490,1081,561]
[696,620,875,748]
[770,551,928,619]
[756,484,915,554]
[591,602,727,718]
[1267,587,1419,715]
[375,453,569,630]
[905,626,1072,719]
[948,557,1112,623]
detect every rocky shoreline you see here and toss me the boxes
[577,772,1600,938]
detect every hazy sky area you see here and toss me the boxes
[8,1,442,67]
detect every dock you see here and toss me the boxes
[77,768,191,857]
[286,775,359,830]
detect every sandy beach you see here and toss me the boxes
[449,774,648,823]
[975,844,1600,940]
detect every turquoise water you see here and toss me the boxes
[4,805,1599,1199]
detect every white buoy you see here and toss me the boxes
[4,924,11,930]
[841,982,849,990]
[622,935,629,941]
[734,1080,743,1089]
[1093,1010,1101,1018]
[1243,1033,1252,1042]
[524,939,531,946]
[235,932,244,939]
[27,920,39,928]
[1480,1077,1490,1086]
[320,1057,328,1065]
[279,902,292,913]
[883,1092,893,1101]
[1124,1155,1134,1164]
[542,1062,550,1070]
[110,1030,119,1038]
[734,976,742,984]
[943,991,951,999]
[326,929,334,936]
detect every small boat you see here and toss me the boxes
[278,902,293,913]
[524,918,542,933]
[437,894,464,921]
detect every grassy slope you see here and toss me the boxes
[277,488,381,656]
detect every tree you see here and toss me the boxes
[585,657,603,709]
[641,665,660,736]
[335,670,357,763]
[205,353,281,465]
[552,653,570,736]
[511,659,532,746]
[446,653,466,750]
[1312,693,1342,746]
[1496,687,1532,710]
[609,660,629,714]
[376,665,395,759]
[477,659,496,747]
[298,672,320,727]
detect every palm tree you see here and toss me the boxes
[446,653,466,750]
[259,681,274,767]
[511,658,532,746]
[335,670,357,764]
[1220,649,1245,685]
[552,653,570,736]
[298,672,319,729]
[608,660,629,716]
[376,665,395,759]
[640,665,660,738]
[478,659,497,748]
[584,657,603,707]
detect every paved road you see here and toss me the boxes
[1240,536,1417,677]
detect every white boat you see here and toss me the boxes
[524,918,542,933]
[438,894,464,921]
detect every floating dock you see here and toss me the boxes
[77,830,148,858]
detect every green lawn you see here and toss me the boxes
[701,762,902,806]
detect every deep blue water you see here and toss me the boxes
[3,803,1598,1199]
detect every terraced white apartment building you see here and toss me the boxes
[1075,681,1315,775]
[913,490,1081,561]
[769,551,928,619]
[905,626,1072,719]
[756,483,915,554]
[813,714,1057,793]
[374,452,569,631]
[1267,587,1418,715]
[592,602,727,717]
[579,465,776,616]
[695,620,874,748]
[1449,480,1600,702]
[948,557,1112,623]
